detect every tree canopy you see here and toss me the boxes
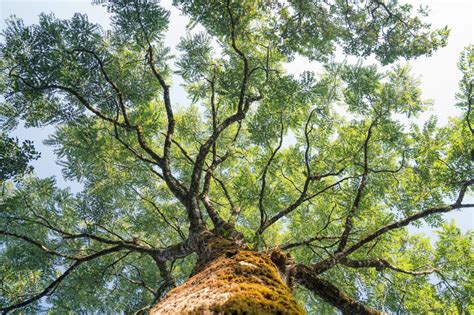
[0,0,472,313]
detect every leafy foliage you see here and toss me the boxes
[0,0,472,314]
[0,134,40,181]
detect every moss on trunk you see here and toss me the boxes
[151,249,304,314]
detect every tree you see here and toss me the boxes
[0,0,472,313]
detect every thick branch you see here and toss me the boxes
[295,264,384,315]
[133,0,176,168]
[31,80,190,223]
[130,2,193,218]
[153,259,176,296]
[201,152,232,228]
[226,0,249,113]
[146,45,174,164]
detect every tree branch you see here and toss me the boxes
[257,172,350,234]
[186,1,262,232]
[337,118,377,252]
[340,258,438,276]
[258,112,284,229]
[310,180,473,274]
[0,245,124,314]
[133,188,186,241]
[0,230,81,260]
[2,214,192,261]
[295,264,384,315]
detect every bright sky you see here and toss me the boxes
[1,0,473,235]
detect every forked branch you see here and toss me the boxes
[310,180,474,274]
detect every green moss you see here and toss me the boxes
[192,235,241,274]
[208,251,305,314]
[153,241,304,314]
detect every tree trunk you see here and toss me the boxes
[151,235,304,314]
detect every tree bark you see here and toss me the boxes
[151,236,304,314]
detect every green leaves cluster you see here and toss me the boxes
[0,134,40,181]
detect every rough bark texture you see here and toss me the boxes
[151,248,304,314]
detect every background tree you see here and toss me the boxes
[0,0,472,314]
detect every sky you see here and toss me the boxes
[0,0,473,236]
